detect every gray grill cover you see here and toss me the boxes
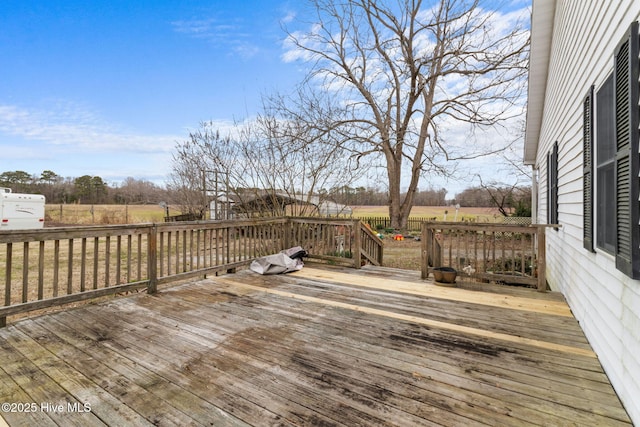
[249,246,306,275]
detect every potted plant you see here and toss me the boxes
[431,266,457,286]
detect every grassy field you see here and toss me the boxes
[45,204,167,225]
[44,204,503,226]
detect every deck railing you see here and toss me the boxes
[421,222,549,291]
[0,217,381,326]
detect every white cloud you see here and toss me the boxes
[171,16,261,59]
[281,11,296,24]
[171,18,219,37]
[0,102,179,155]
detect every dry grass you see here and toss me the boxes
[44,204,504,226]
[381,237,422,270]
[45,204,166,225]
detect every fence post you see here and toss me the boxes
[148,224,158,294]
[353,219,362,269]
[537,225,547,291]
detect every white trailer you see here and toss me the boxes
[0,188,45,230]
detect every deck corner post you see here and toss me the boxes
[353,219,362,269]
[537,225,547,292]
[421,223,429,279]
[148,224,158,294]
[0,316,5,328]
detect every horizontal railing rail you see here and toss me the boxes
[359,216,438,231]
[421,222,549,291]
[0,217,383,326]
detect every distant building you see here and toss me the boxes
[225,190,352,218]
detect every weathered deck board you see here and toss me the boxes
[227,271,590,347]
[0,264,632,426]
[193,281,627,425]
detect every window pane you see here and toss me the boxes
[596,75,615,165]
[595,73,616,253]
[596,163,616,252]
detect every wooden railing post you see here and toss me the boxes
[284,217,291,249]
[2,242,11,328]
[353,219,362,269]
[421,223,429,279]
[537,225,547,292]
[147,224,158,294]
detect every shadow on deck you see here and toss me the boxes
[0,264,632,426]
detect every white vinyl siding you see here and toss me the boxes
[531,0,640,423]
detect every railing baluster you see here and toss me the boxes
[105,235,110,288]
[93,237,99,290]
[22,242,29,303]
[138,233,143,281]
[67,239,74,295]
[182,230,188,272]
[215,228,220,266]
[116,235,122,285]
[166,231,171,276]
[148,225,157,294]
[53,240,59,297]
[38,241,45,300]
[127,234,133,283]
[80,238,87,292]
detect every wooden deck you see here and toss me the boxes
[0,264,632,426]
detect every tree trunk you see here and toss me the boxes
[386,153,413,231]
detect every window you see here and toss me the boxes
[596,75,615,254]
[583,21,640,279]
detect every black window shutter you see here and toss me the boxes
[548,141,559,226]
[553,142,558,226]
[614,21,640,279]
[547,151,552,224]
[583,86,594,252]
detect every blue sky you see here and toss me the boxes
[1,0,303,185]
[1,0,530,194]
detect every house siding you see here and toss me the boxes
[532,0,640,423]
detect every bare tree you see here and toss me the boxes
[169,112,366,218]
[469,117,532,215]
[282,0,529,229]
[167,132,214,218]
[474,178,529,217]
[114,177,167,205]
